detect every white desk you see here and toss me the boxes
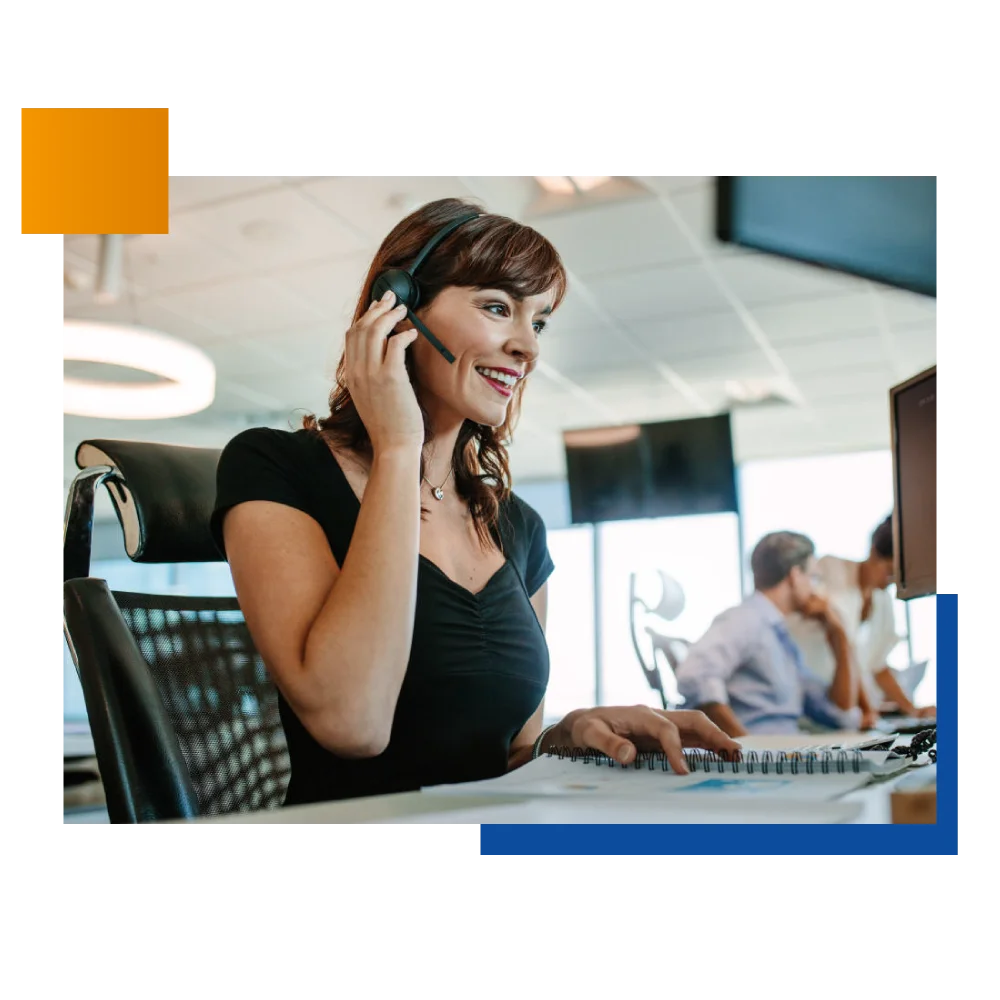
[178,763,934,825]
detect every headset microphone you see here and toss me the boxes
[370,211,480,364]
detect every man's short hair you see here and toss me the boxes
[871,514,894,559]
[751,531,815,590]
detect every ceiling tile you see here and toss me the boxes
[668,351,777,382]
[748,293,881,343]
[274,253,373,324]
[235,372,334,416]
[877,287,937,325]
[62,234,100,263]
[778,331,885,374]
[298,177,480,240]
[118,221,248,293]
[182,186,366,269]
[64,295,222,344]
[155,276,325,337]
[628,311,754,360]
[808,398,895,438]
[668,184,738,250]
[711,251,869,305]
[460,176,541,217]
[539,326,646,376]
[531,197,695,278]
[571,367,675,393]
[242,323,343,377]
[211,380,287,414]
[634,176,713,196]
[581,386,700,426]
[732,398,892,462]
[546,285,616,337]
[586,261,731,324]
[892,323,936,375]
[794,367,898,403]
[521,383,614,428]
[198,338,298,379]
[169,176,284,212]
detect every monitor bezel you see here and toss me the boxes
[889,365,937,601]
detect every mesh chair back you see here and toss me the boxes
[113,591,290,814]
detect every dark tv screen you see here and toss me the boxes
[564,413,738,524]
[716,176,936,297]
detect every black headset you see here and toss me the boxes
[370,211,480,364]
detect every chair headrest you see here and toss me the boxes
[76,439,222,563]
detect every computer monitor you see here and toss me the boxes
[890,366,936,599]
[716,176,936,297]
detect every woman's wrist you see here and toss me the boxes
[543,711,580,753]
[371,441,423,466]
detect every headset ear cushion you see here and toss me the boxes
[371,269,420,310]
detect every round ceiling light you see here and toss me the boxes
[64,319,216,419]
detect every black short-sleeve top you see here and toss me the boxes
[210,427,554,806]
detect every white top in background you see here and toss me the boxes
[785,555,900,702]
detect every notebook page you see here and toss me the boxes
[423,754,871,802]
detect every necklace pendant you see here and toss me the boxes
[433,487,444,501]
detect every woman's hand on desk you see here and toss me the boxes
[545,707,742,775]
[916,705,937,719]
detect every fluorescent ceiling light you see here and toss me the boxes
[535,176,612,194]
[64,319,216,419]
[563,424,641,448]
[724,378,798,407]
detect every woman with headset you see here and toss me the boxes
[212,197,739,806]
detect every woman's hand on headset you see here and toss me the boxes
[343,289,425,454]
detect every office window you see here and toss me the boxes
[597,514,743,707]
[739,450,895,576]
[739,449,934,703]
[907,595,937,706]
[543,525,597,722]
[56,632,87,725]
[889,589,909,663]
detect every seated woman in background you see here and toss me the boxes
[211,198,739,806]
[785,515,936,723]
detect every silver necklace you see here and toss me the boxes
[422,467,454,501]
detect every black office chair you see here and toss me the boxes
[63,439,290,823]
[628,570,690,710]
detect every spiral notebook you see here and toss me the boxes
[423,747,909,803]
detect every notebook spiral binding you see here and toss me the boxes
[545,747,866,774]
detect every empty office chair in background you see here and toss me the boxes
[63,440,290,823]
[628,570,690,710]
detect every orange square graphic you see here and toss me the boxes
[22,108,168,234]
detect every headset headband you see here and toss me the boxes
[408,212,480,275]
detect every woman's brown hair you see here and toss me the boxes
[304,197,568,545]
